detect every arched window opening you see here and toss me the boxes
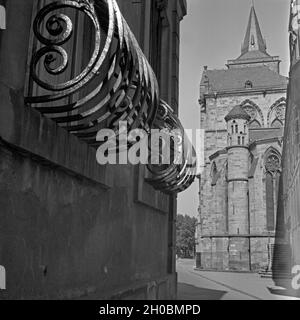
[265,150,281,231]
[241,100,265,126]
[238,137,241,145]
[271,118,283,128]
[249,120,261,129]
[245,80,253,89]
[267,98,286,127]
[266,172,274,231]
[235,125,238,133]
[211,162,218,186]
[211,162,217,177]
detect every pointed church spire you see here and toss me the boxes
[227,4,281,73]
[241,4,267,55]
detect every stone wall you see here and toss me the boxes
[274,60,300,289]
[198,86,285,271]
[0,0,186,299]
[227,61,280,73]
[202,93,286,164]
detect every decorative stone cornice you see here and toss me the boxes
[202,86,287,99]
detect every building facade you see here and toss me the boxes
[0,0,192,300]
[272,0,300,295]
[196,5,288,271]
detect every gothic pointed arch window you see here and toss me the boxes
[267,98,286,127]
[241,100,264,127]
[264,148,281,231]
[211,162,218,186]
[271,118,283,128]
[249,119,261,129]
[211,161,217,176]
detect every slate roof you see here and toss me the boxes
[201,66,287,94]
[225,105,251,122]
[241,5,267,55]
[200,5,288,96]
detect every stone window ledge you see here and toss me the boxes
[0,84,112,189]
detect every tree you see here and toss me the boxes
[176,214,197,258]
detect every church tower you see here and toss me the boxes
[225,106,251,270]
[227,4,281,73]
[196,3,287,272]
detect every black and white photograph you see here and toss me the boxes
[0,0,300,307]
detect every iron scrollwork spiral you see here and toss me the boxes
[25,0,196,194]
[146,101,197,194]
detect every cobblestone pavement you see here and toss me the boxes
[177,259,300,300]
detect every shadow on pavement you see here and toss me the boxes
[177,283,227,300]
[268,286,300,299]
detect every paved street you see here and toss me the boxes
[177,259,299,300]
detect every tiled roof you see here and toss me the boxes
[225,105,251,122]
[201,66,287,94]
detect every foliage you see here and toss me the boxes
[176,214,197,258]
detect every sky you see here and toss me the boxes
[177,0,290,217]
